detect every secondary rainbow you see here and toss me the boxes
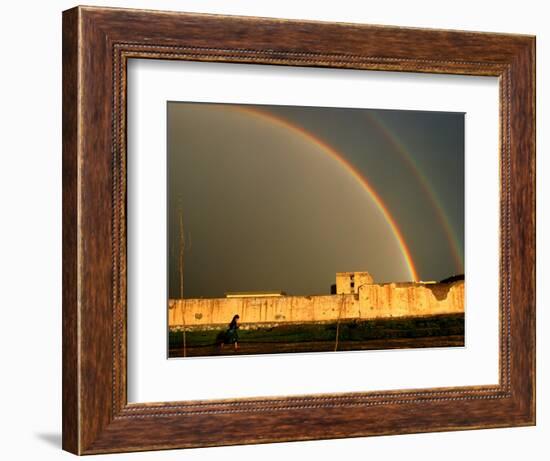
[366,113,464,273]
[228,105,420,282]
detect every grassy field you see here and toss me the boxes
[168,313,464,358]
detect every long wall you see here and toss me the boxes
[168,280,464,328]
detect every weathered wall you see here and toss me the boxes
[169,280,464,328]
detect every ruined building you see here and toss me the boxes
[168,271,465,329]
[335,271,374,294]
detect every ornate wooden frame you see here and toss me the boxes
[62,5,535,455]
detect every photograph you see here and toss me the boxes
[167,102,465,358]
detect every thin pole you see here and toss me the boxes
[334,295,344,352]
[178,207,186,357]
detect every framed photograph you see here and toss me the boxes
[62,6,535,454]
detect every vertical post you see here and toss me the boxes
[179,207,186,357]
[334,295,344,352]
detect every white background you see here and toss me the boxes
[128,61,499,402]
[0,0,546,460]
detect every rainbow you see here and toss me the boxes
[366,113,464,273]
[226,105,420,282]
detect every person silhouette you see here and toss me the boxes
[221,314,240,352]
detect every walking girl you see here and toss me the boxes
[221,314,240,352]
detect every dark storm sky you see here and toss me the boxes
[167,102,464,299]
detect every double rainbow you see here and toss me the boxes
[367,113,464,273]
[229,105,420,282]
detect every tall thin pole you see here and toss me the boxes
[178,206,186,357]
[334,295,344,352]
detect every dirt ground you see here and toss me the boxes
[169,335,465,358]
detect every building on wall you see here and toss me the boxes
[335,271,374,294]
